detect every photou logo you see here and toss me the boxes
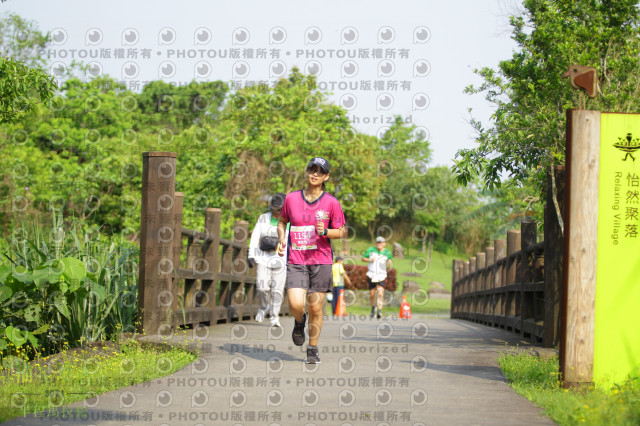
[122,28,139,45]
[50,28,67,45]
[304,26,322,44]
[194,27,212,45]
[232,27,250,45]
[85,28,103,45]
[413,26,432,43]
[158,27,176,45]
[269,26,287,44]
[341,26,358,44]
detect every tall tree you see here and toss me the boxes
[0,14,56,125]
[199,68,382,232]
[0,13,49,67]
[370,117,432,241]
[453,0,640,193]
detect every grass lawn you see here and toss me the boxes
[333,236,459,316]
[499,350,640,425]
[0,339,196,423]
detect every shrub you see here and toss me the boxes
[344,265,397,292]
[1,217,138,360]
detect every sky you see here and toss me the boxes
[3,0,518,166]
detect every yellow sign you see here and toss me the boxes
[595,113,640,386]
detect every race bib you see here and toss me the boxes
[290,225,317,250]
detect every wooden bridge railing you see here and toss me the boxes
[451,167,565,347]
[138,152,288,335]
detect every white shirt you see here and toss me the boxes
[248,212,289,266]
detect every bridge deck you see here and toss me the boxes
[5,316,555,426]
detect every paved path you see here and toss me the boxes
[4,315,555,426]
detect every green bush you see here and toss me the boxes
[0,217,138,360]
[344,265,397,292]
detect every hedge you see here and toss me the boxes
[343,265,397,292]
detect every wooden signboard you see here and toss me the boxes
[562,110,640,387]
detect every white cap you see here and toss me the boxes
[376,236,386,243]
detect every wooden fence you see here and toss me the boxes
[138,152,288,335]
[451,168,565,347]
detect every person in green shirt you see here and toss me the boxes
[362,236,393,318]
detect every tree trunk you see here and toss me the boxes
[367,220,377,242]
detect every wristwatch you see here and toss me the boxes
[320,229,328,236]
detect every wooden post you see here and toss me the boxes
[450,259,457,318]
[454,259,463,317]
[219,231,234,321]
[230,220,249,320]
[545,166,565,348]
[560,109,600,387]
[171,192,184,322]
[184,236,199,309]
[138,152,177,336]
[200,208,221,325]
[494,239,506,328]
[485,246,495,325]
[469,257,476,320]
[476,252,486,322]
[486,246,494,290]
[520,221,537,336]
[463,261,469,318]
[505,230,520,331]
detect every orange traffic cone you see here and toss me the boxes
[400,295,412,319]
[335,289,347,316]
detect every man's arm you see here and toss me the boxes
[277,216,287,256]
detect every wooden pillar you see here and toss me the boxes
[486,247,494,290]
[184,236,200,309]
[451,259,457,318]
[476,252,486,322]
[485,246,495,325]
[505,230,520,331]
[230,220,249,320]
[469,257,476,319]
[463,261,469,317]
[138,152,177,336]
[171,192,184,322]
[520,221,537,336]
[545,166,565,348]
[560,109,599,387]
[494,239,506,327]
[477,253,486,289]
[201,208,221,325]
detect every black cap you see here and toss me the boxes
[307,157,330,174]
[269,193,286,209]
[335,256,344,261]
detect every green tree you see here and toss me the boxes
[0,13,56,125]
[0,13,49,67]
[453,0,640,194]
[135,80,228,130]
[0,56,56,124]
[370,117,432,241]
[185,68,382,233]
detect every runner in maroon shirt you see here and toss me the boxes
[277,157,346,364]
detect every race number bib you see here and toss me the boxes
[290,225,317,250]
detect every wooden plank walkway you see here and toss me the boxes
[4,315,555,426]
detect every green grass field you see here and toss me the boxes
[0,339,196,423]
[335,237,457,315]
